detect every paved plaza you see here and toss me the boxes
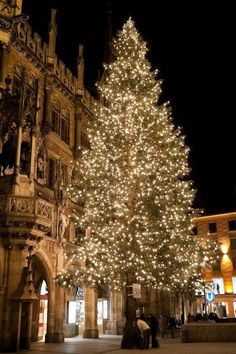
[2,335,236,354]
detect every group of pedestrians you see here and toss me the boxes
[121,313,160,350]
[137,314,160,349]
[121,313,181,349]
[159,314,177,339]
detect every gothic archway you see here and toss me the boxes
[31,251,54,342]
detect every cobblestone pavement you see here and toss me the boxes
[2,335,236,354]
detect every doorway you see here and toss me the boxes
[38,280,48,340]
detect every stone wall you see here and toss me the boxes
[181,323,236,342]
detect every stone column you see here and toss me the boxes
[45,288,55,343]
[0,42,7,90]
[108,290,124,335]
[83,286,99,338]
[45,285,64,343]
[29,126,37,181]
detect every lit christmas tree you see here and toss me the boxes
[57,19,217,297]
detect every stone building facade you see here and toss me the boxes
[194,212,236,318]
[0,1,124,351]
[3,1,235,351]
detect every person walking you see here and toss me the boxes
[167,315,176,339]
[147,314,160,348]
[137,314,150,349]
[158,314,166,338]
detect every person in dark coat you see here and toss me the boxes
[167,315,176,338]
[121,320,142,349]
[147,314,160,348]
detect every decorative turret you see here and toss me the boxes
[0,0,22,19]
[77,44,84,96]
[0,0,23,92]
[99,0,114,101]
[104,0,114,66]
[47,8,57,66]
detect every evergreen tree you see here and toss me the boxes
[57,19,217,296]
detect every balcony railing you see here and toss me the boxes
[0,195,53,224]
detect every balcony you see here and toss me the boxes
[0,195,53,245]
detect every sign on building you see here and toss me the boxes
[206,292,215,302]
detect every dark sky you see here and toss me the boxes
[22,0,235,216]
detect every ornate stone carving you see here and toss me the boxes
[37,200,52,220]
[0,197,7,213]
[0,17,11,31]
[9,197,34,214]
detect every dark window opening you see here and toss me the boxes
[81,132,90,148]
[208,222,217,234]
[230,238,236,250]
[228,220,236,231]
[47,158,56,188]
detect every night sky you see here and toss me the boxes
[22,0,235,216]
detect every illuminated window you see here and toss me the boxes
[212,278,225,295]
[67,301,76,324]
[232,277,236,293]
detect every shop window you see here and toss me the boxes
[212,278,225,295]
[208,222,217,234]
[67,301,76,324]
[232,277,236,294]
[228,220,236,231]
[97,299,110,325]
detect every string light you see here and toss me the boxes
[56,19,218,294]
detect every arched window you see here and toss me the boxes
[61,108,69,143]
[51,99,60,136]
[80,122,90,149]
[12,63,23,95]
[51,101,69,144]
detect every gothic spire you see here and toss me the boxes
[104,0,114,65]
